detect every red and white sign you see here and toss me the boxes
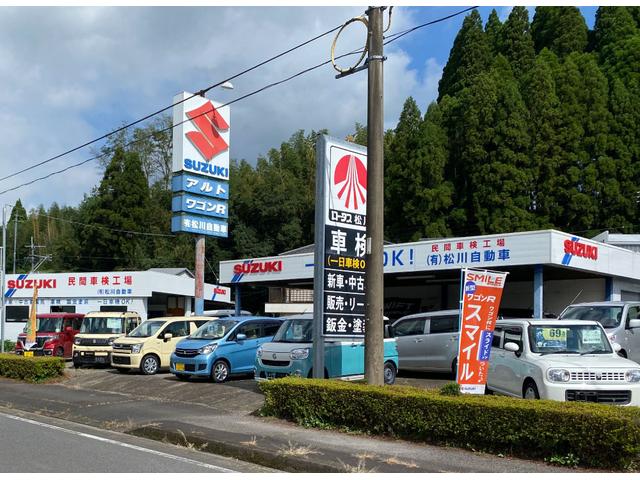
[457,268,508,394]
[232,261,283,275]
[329,148,367,224]
[172,91,230,181]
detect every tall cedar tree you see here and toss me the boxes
[438,9,490,101]
[484,9,502,55]
[497,6,536,79]
[78,147,151,270]
[466,56,537,234]
[385,97,424,241]
[522,49,563,226]
[531,7,588,58]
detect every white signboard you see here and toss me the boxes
[172,91,230,181]
[220,230,640,284]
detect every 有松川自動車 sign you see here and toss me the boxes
[171,214,229,237]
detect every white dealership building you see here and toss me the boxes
[3,268,231,341]
[219,229,640,320]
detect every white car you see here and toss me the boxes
[487,319,640,406]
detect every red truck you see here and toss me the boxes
[16,313,84,359]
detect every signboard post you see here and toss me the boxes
[313,135,368,378]
[457,268,508,394]
[171,92,230,315]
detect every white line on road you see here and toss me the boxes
[0,411,237,473]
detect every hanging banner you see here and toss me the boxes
[25,286,38,352]
[457,268,508,394]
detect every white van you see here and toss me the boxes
[560,302,640,362]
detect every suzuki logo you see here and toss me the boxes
[334,154,367,211]
[233,261,283,275]
[186,101,229,161]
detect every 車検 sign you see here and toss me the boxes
[314,135,368,337]
[171,91,230,237]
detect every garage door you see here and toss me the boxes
[621,290,640,301]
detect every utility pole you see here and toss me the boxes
[364,6,384,385]
[195,236,205,315]
[1,205,6,353]
[12,212,17,274]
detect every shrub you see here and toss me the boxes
[0,354,65,382]
[260,377,640,470]
[439,382,461,396]
[3,340,16,352]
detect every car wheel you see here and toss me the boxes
[73,361,80,369]
[451,358,458,379]
[384,362,397,385]
[140,354,159,375]
[55,347,65,357]
[175,373,190,380]
[115,367,129,374]
[523,380,540,400]
[211,360,229,383]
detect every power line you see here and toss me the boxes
[0,7,475,198]
[383,6,478,45]
[0,23,343,185]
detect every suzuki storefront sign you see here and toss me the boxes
[457,268,508,394]
[171,91,230,237]
[314,135,368,337]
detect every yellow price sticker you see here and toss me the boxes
[540,328,567,341]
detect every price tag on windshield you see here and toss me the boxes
[540,328,567,341]
[582,329,602,344]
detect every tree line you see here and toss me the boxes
[6,6,640,283]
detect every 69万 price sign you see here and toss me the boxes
[457,268,508,394]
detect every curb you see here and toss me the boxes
[129,425,345,473]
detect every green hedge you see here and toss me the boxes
[0,354,65,382]
[3,340,16,352]
[260,377,640,470]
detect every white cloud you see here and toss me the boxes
[0,6,442,210]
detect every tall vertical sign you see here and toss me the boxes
[171,91,230,238]
[457,268,508,394]
[314,136,368,343]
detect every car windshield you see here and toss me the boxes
[31,318,64,333]
[190,319,238,340]
[127,320,165,338]
[273,318,313,343]
[560,305,624,329]
[528,324,612,354]
[80,317,124,334]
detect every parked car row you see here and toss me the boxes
[47,311,399,384]
[390,301,640,406]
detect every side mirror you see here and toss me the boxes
[504,342,520,354]
[163,333,173,342]
[629,319,640,329]
[612,342,622,353]
[236,333,247,342]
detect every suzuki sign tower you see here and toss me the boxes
[171,92,230,315]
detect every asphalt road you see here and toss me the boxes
[0,410,274,473]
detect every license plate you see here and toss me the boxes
[175,363,185,371]
[24,351,34,358]
[266,372,277,379]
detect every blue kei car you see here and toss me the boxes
[170,316,283,382]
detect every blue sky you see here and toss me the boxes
[0,6,601,211]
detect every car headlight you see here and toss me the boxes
[290,348,310,360]
[625,370,640,383]
[256,346,263,358]
[547,368,571,382]
[74,337,81,345]
[131,344,143,354]
[198,343,217,355]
